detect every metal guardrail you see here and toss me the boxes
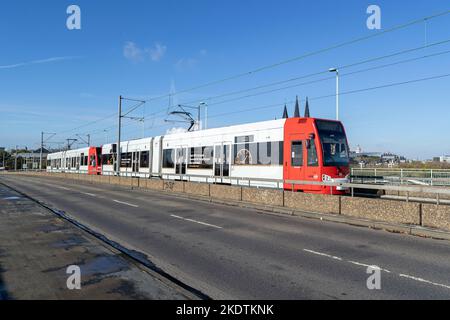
[351,168,450,186]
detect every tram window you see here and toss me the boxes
[232,141,284,166]
[188,146,213,169]
[140,151,150,168]
[307,139,319,167]
[102,153,114,166]
[90,154,96,167]
[176,148,187,164]
[163,149,174,168]
[235,135,254,143]
[256,141,283,165]
[120,153,131,168]
[233,143,257,165]
[291,141,303,167]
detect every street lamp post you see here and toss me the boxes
[329,68,339,121]
[15,145,18,171]
[116,95,122,176]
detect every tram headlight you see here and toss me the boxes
[322,174,332,182]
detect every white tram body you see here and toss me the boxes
[47,119,286,187]
[101,137,154,177]
[46,147,91,173]
[160,119,285,188]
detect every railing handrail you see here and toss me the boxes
[285,179,450,195]
[351,167,450,172]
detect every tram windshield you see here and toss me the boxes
[315,120,350,167]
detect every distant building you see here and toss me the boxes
[439,155,450,163]
[18,147,50,170]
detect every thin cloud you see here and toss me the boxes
[123,41,167,63]
[175,57,198,71]
[174,49,207,71]
[147,43,167,62]
[0,56,80,70]
[123,41,143,62]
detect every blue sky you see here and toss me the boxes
[0,0,449,159]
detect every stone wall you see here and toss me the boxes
[422,204,450,231]
[284,192,340,214]
[242,187,284,207]
[184,182,210,197]
[210,184,241,201]
[341,197,421,225]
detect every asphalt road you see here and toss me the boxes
[1,174,450,299]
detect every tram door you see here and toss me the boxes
[132,151,139,174]
[175,147,187,175]
[214,143,230,177]
[304,135,322,192]
[284,133,306,191]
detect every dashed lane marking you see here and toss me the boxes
[399,273,450,290]
[54,186,71,191]
[170,214,223,229]
[81,192,97,197]
[348,260,391,273]
[303,249,343,261]
[303,248,450,291]
[113,199,139,208]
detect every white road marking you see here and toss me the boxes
[113,199,139,208]
[303,249,343,261]
[348,261,391,273]
[82,192,97,197]
[399,274,450,290]
[54,186,71,191]
[170,214,223,229]
[303,248,449,291]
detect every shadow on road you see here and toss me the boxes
[0,260,12,300]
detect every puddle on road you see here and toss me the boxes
[81,256,129,276]
[51,236,88,249]
[2,197,21,201]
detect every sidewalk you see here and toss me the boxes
[0,184,194,300]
